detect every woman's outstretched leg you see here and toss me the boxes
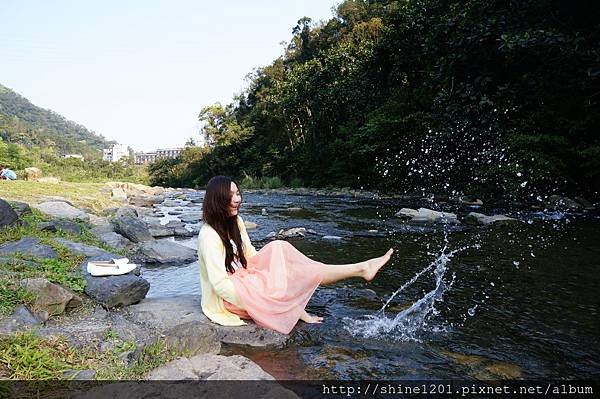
[265,240,394,285]
[320,248,394,285]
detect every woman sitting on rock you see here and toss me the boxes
[197,175,394,334]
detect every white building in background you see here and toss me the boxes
[135,147,184,165]
[102,144,129,162]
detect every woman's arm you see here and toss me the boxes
[199,229,245,309]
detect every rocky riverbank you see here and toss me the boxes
[0,181,295,387]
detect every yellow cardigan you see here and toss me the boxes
[197,215,257,326]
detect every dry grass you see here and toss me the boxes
[0,180,122,213]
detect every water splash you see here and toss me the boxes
[342,246,462,341]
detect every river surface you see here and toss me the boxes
[140,190,600,380]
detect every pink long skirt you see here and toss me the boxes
[223,240,325,334]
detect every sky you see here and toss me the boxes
[0,0,338,152]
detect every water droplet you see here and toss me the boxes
[516,172,522,177]
[513,261,520,268]
[468,306,477,316]
[520,181,528,187]
[490,282,495,287]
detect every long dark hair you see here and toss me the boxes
[202,176,247,274]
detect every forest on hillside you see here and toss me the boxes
[0,84,114,159]
[0,85,146,183]
[153,1,597,198]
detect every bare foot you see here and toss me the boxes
[300,311,324,324]
[362,248,394,281]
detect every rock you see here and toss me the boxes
[464,212,519,226]
[395,208,419,219]
[278,227,306,238]
[105,182,165,197]
[460,197,483,206]
[484,362,522,379]
[128,194,165,208]
[162,199,188,207]
[20,278,82,317]
[23,167,42,181]
[63,369,97,380]
[173,227,193,237]
[396,208,459,224]
[33,201,89,222]
[133,240,197,264]
[37,220,82,235]
[125,296,287,348]
[54,238,118,259]
[124,296,221,354]
[89,225,131,250]
[8,201,32,217]
[265,232,277,240]
[87,214,111,227]
[244,221,258,230]
[0,198,19,229]
[167,210,183,215]
[80,263,150,308]
[0,237,58,259]
[113,216,154,243]
[0,305,42,336]
[149,226,174,237]
[145,354,276,380]
[36,177,61,184]
[164,220,185,228]
[115,206,139,219]
[546,195,582,210]
[111,188,128,202]
[179,214,200,224]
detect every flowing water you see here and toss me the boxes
[141,190,600,380]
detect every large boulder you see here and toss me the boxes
[113,216,154,243]
[124,296,287,348]
[0,198,19,229]
[0,237,58,259]
[23,167,42,181]
[20,278,82,319]
[145,354,277,380]
[133,240,197,264]
[33,201,89,222]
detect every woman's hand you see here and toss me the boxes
[300,310,324,324]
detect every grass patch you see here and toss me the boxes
[0,180,123,214]
[0,331,182,381]
[0,279,34,315]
